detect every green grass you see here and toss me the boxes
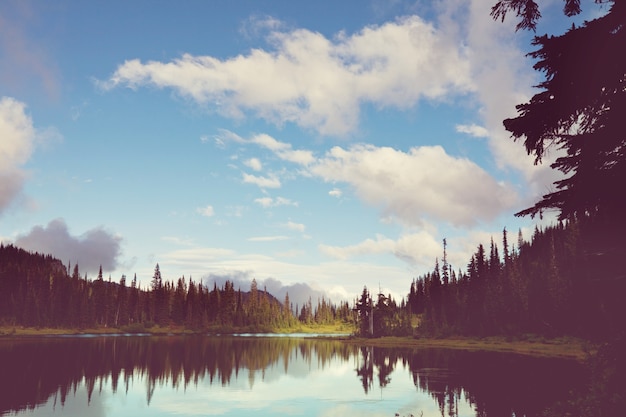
[280,322,355,334]
[340,335,595,361]
[0,321,356,337]
[0,326,125,336]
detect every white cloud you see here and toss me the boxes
[224,131,518,227]
[319,235,394,260]
[329,188,342,198]
[161,236,195,246]
[161,247,237,266]
[254,197,274,208]
[319,231,440,266]
[218,130,315,166]
[250,133,315,165]
[254,196,298,208]
[244,157,263,171]
[311,144,518,227]
[0,97,36,214]
[456,123,489,138]
[101,16,473,136]
[285,221,305,233]
[197,205,215,217]
[440,0,560,200]
[242,173,281,188]
[275,196,297,207]
[0,97,35,168]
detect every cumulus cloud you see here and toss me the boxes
[440,0,560,198]
[254,196,298,208]
[14,218,122,275]
[161,236,195,247]
[329,188,342,198]
[243,157,263,171]
[456,123,489,138]
[242,173,281,188]
[217,130,316,166]
[100,16,473,136]
[197,205,215,217]
[285,221,306,233]
[311,144,518,227]
[0,97,35,214]
[162,247,237,265]
[222,131,519,226]
[100,3,556,206]
[254,197,273,208]
[319,231,440,266]
[248,133,315,165]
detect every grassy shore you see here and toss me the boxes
[0,325,592,361]
[340,335,594,361]
[0,325,191,336]
[0,322,354,337]
[276,322,354,334]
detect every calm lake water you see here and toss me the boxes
[0,335,585,417]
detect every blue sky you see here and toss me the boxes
[0,0,606,305]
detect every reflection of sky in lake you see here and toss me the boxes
[13,383,107,417]
[16,355,475,417]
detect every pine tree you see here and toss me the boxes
[355,287,372,337]
[496,0,625,224]
[150,264,167,325]
[282,292,293,326]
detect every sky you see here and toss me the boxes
[0,0,608,306]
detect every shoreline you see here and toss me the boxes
[339,335,594,361]
[1,326,593,361]
[0,324,353,337]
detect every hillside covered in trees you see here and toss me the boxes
[0,244,353,332]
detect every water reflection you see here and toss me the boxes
[0,335,584,417]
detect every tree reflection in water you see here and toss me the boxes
[354,345,586,417]
[0,336,584,417]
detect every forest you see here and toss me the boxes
[405,217,623,340]
[2,211,623,342]
[0,244,353,333]
[346,215,624,341]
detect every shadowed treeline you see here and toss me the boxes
[405,218,625,340]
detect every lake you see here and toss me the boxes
[0,335,585,417]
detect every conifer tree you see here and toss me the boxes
[356,287,372,337]
[495,0,625,225]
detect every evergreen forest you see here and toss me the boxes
[2,212,623,342]
[348,216,624,341]
[0,244,352,333]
